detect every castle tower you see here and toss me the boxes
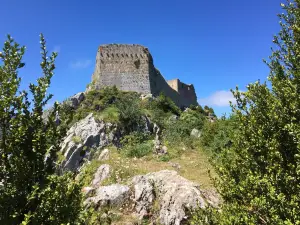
[92,44,152,94]
[90,44,198,108]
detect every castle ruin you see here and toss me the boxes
[91,44,197,108]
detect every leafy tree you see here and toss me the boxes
[193,1,300,224]
[0,35,82,224]
[200,115,236,155]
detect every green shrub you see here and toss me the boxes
[156,92,181,116]
[84,86,120,110]
[124,141,153,158]
[0,35,82,224]
[116,93,144,133]
[190,206,220,225]
[200,116,236,155]
[158,154,171,162]
[141,98,172,129]
[121,132,153,158]
[200,120,219,147]
[71,86,122,123]
[194,2,300,224]
[24,173,83,224]
[82,206,123,225]
[97,106,120,124]
[180,108,205,130]
[163,108,205,147]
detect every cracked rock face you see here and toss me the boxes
[60,113,121,171]
[132,170,220,225]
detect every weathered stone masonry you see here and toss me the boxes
[91,44,197,108]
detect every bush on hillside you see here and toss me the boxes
[121,132,153,158]
[200,115,236,155]
[156,93,181,116]
[0,35,82,224]
[163,108,206,146]
[192,1,300,223]
[115,93,145,133]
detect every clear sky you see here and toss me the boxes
[0,0,283,116]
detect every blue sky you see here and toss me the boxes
[0,0,283,116]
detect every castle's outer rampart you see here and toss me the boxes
[91,44,197,107]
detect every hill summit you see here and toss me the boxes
[90,44,198,108]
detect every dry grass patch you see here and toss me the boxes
[106,147,215,188]
[80,146,215,189]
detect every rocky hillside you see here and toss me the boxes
[48,86,220,224]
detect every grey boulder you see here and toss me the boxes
[85,184,130,208]
[132,170,219,225]
[191,128,201,138]
[67,92,85,109]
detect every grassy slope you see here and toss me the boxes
[80,145,214,190]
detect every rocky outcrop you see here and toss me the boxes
[60,114,121,171]
[91,164,111,187]
[85,184,130,208]
[132,170,219,225]
[82,169,219,225]
[143,116,154,133]
[43,92,85,123]
[152,123,168,155]
[65,92,85,109]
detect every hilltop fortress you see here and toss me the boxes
[90,44,197,108]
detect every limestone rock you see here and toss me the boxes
[60,113,120,171]
[67,92,85,109]
[161,146,168,154]
[141,94,153,100]
[98,148,110,161]
[132,170,219,225]
[132,175,155,218]
[91,164,111,187]
[85,184,130,208]
[153,141,168,155]
[153,123,161,139]
[43,92,85,123]
[152,123,168,155]
[191,128,201,138]
[143,116,154,133]
[168,115,179,122]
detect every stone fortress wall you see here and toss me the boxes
[91,44,197,108]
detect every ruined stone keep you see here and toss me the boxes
[91,44,197,107]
